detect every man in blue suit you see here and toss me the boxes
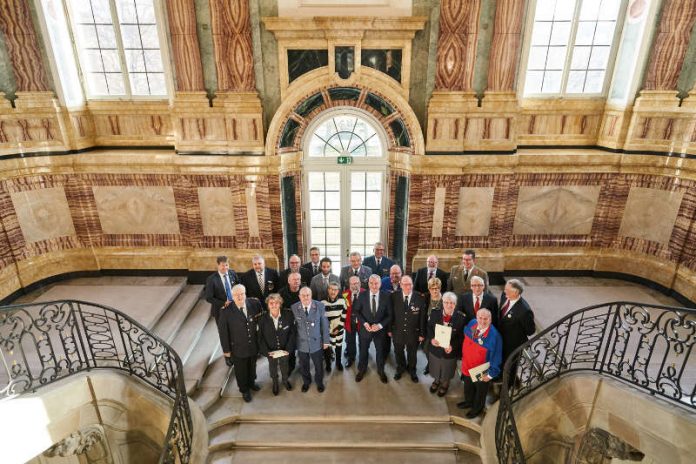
[291,286,331,392]
[362,242,394,279]
[354,274,392,383]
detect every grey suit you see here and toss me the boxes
[310,272,340,301]
[339,264,372,290]
[292,300,331,388]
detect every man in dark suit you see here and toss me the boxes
[279,254,312,290]
[241,255,280,304]
[204,255,239,320]
[390,275,426,383]
[339,251,372,290]
[309,257,340,301]
[218,284,262,402]
[258,293,296,395]
[457,275,499,326]
[354,274,392,383]
[341,275,364,368]
[497,279,535,385]
[412,254,449,296]
[301,246,322,277]
[362,242,394,279]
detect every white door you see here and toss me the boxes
[303,110,388,274]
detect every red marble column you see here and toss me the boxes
[487,0,525,92]
[166,0,205,91]
[0,0,50,91]
[209,0,255,91]
[434,0,481,91]
[643,0,696,90]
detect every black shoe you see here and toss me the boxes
[345,359,354,368]
[243,392,252,402]
[355,371,365,382]
[410,374,419,383]
[326,364,332,373]
[379,372,388,384]
[272,383,279,396]
[437,384,449,397]
[466,409,483,419]
[285,381,293,391]
[429,381,440,393]
[457,401,473,410]
[337,362,344,371]
[301,384,309,393]
[394,372,403,381]
[250,383,261,391]
[317,384,325,393]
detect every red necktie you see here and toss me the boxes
[501,300,511,318]
[474,296,480,314]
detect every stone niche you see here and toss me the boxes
[0,371,207,464]
[512,373,696,464]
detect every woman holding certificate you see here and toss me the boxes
[427,292,466,396]
[458,308,502,418]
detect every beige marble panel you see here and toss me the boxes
[198,187,236,237]
[619,187,684,244]
[245,186,260,238]
[10,187,76,243]
[93,186,180,235]
[455,187,494,236]
[431,187,447,238]
[513,186,601,235]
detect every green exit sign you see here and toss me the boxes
[337,156,353,165]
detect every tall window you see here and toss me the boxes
[39,0,168,99]
[523,0,623,96]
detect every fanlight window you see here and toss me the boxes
[307,114,383,158]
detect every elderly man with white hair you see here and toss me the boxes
[353,274,392,383]
[456,275,499,326]
[497,279,535,368]
[291,287,331,393]
[412,254,449,296]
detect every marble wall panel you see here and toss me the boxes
[619,187,684,245]
[245,185,260,239]
[0,0,49,91]
[513,186,601,236]
[431,187,447,238]
[92,186,181,235]
[455,187,494,236]
[10,187,75,243]
[197,187,236,237]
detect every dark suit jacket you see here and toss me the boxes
[389,290,426,345]
[302,261,321,277]
[497,295,535,362]
[217,298,262,358]
[427,309,467,359]
[456,291,499,326]
[257,309,296,355]
[204,270,239,319]
[412,267,449,295]
[362,255,394,278]
[340,264,372,290]
[278,267,312,290]
[241,268,280,302]
[354,290,392,338]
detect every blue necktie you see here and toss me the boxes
[223,274,232,300]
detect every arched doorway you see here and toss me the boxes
[302,108,388,273]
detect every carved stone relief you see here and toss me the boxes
[92,187,180,235]
[11,187,76,243]
[513,186,601,235]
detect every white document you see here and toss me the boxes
[269,350,289,359]
[434,324,452,348]
[469,362,490,382]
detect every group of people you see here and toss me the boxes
[205,245,535,419]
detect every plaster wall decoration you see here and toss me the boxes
[513,186,601,235]
[10,187,76,243]
[455,187,495,236]
[43,425,111,463]
[92,186,180,235]
[619,186,684,245]
[198,187,236,237]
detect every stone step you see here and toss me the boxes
[192,356,232,413]
[153,284,204,344]
[207,449,461,464]
[183,319,222,395]
[170,299,210,365]
[209,421,460,453]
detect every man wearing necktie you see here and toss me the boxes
[389,276,426,382]
[341,275,363,368]
[456,276,499,326]
[241,255,280,306]
[447,249,489,295]
[353,274,392,383]
[218,284,262,402]
[310,257,340,301]
[362,242,395,279]
[412,255,449,296]
[340,251,372,290]
[291,287,330,392]
[301,246,322,277]
[205,256,240,348]
[497,279,535,386]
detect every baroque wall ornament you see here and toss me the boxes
[44,425,112,463]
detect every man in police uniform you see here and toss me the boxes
[291,287,331,392]
[218,284,262,402]
[389,275,426,383]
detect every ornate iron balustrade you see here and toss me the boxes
[0,300,193,464]
[495,301,696,463]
